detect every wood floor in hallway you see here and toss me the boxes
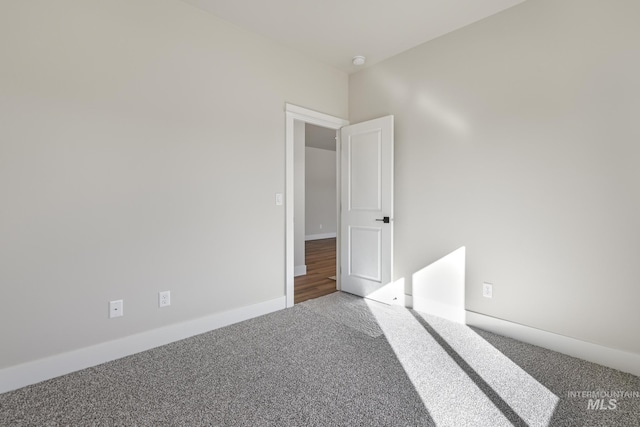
[294,238,337,304]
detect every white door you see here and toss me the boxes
[340,116,397,304]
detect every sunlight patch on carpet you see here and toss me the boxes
[365,299,559,426]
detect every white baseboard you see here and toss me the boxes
[465,310,640,377]
[305,232,337,241]
[407,295,466,324]
[294,265,307,277]
[0,296,286,394]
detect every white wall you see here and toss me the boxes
[0,0,347,370]
[305,147,337,239]
[350,0,640,355]
[294,120,306,273]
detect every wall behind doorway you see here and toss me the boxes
[305,146,337,240]
[305,123,337,241]
[293,122,336,276]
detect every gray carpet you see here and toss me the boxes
[1,292,639,426]
[300,291,384,338]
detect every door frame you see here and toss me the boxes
[285,103,349,308]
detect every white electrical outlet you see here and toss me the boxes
[482,283,493,299]
[275,193,283,206]
[319,224,323,230]
[109,300,123,318]
[159,291,171,308]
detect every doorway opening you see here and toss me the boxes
[294,123,339,304]
[286,105,397,307]
[285,104,348,307]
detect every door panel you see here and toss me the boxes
[349,130,381,211]
[340,116,395,304]
[349,226,381,281]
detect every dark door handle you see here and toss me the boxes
[375,216,390,224]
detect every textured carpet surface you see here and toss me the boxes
[1,292,639,426]
[300,291,384,338]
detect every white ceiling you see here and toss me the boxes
[181,0,525,73]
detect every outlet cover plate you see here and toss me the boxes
[109,300,123,318]
[482,283,493,299]
[159,291,171,308]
